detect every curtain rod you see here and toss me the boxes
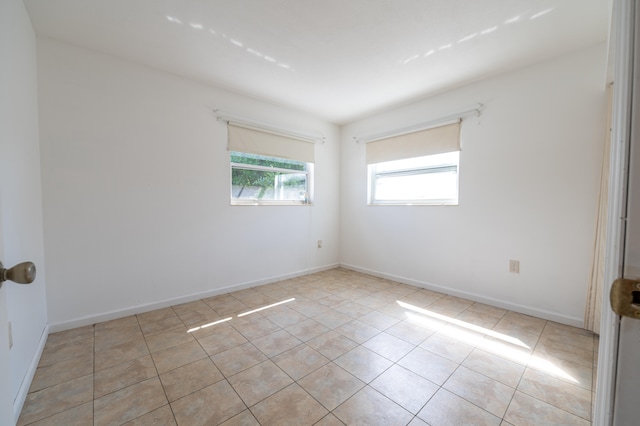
[354,103,484,144]
[214,109,326,144]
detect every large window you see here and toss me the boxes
[226,122,315,205]
[231,151,312,204]
[368,151,459,205]
[365,121,461,205]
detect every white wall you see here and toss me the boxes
[37,38,340,329]
[340,44,607,326]
[0,0,49,422]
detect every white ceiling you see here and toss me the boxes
[24,0,609,124]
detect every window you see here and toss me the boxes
[365,121,461,205]
[368,151,459,205]
[231,151,312,204]
[226,122,315,205]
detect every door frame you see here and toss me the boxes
[594,0,635,424]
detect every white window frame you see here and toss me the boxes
[368,151,459,206]
[230,151,314,206]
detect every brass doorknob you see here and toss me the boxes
[0,261,36,287]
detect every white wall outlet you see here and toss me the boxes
[509,260,520,273]
[8,322,13,349]
[317,240,323,248]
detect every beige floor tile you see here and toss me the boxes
[228,360,293,406]
[493,312,546,338]
[233,316,281,340]
[463,348,526,388]
[94,324,144,351]
[159,357,224,402]
[137,307,179,324]
[334,301,372,318]
[29,351,93,392]
[196,327,248,355]
[528,351,594,390]
[251,329,302,357]
[285,318,330,342]
[210,299,250,316]
[272,344,329,380]
[362,332,415,362]
[18,374,93,426]
[335,319,381,344]
[333,386,413,426]
[504,391,590,426]
[312,309,353,329]
[95,337,150,372]
[397,347,457,385]
[94,355,157,398]
[533,339,594,368]
[94,377,167,426]
[171,380,246,425]
[417,388,501,426]
[408,417,429,426]
[151,340,208,374]
[358,310,400,330]
[443,366,515,418]
[219,409,260,425]
[334,346,392,383]
[123,405,177,425]
[38,337,94,367]
[385,320,436,345]
[95,315,139,331]
[26,401,93,426]
[44,325,94,349]
[144,324,193,353]
[455,309,504,330]
[265,308,308,328]
[306,330,358,360]
[290,300,331,317]
[517,368,592,420]
[421,332,475,364]
[370,364,439,414]
[250,383,328,425]
[211,342,268,377]
[139,315,184,335]
[298,363,365,411]
[314,413,346,426]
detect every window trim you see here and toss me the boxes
[230,152,314,206]
[368,152,459,206]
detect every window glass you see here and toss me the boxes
[368,151,459,205]
[231,151,312,204]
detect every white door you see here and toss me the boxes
[596,0,640,425]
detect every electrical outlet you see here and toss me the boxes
[317,240,323,248]
[8,322,13,349]
[509,260,520,274]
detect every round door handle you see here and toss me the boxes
[0,261,36,286]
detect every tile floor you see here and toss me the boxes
[18,268,598,425]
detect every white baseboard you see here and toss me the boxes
[340,263,584,328]
[48,263,339,333]
[13,324,49,424]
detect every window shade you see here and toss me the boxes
[227,123,315,163]
[366,121,461,164]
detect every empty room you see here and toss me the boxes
[3,0,635,425]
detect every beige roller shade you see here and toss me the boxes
[227,123,315,163]
[366,121,461,164]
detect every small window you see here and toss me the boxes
[231,151,312,205]
[368,151,459,205]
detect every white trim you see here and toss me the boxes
[340,263,584,327]
[48,264,338,333]
[595,1,635,425]
[13,324,49,424]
